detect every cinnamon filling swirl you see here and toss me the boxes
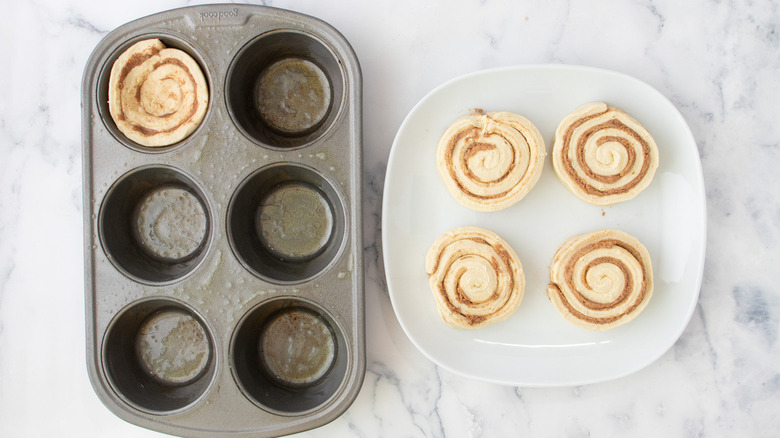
[425,226,525,329]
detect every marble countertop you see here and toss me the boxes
[1,0,778,436]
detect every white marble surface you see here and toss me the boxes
[1,0,779,436]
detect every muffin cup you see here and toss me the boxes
[231,297,349,415]
[228,163,346,284]
[226,30,344,149]
[102,298,216,414]
[96,33,213,152]
[99,165,211,284]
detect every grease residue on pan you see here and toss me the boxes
[255,181,334,262]
[254,58,332,135]
[133,186,208,263]
[135,308,211,385]
[258,308,336,386]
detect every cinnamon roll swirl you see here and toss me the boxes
[108,39,208,147]
[552,102,659,205]
[547,229,653,331]
[436,112,545,211]
[425,226,525,329]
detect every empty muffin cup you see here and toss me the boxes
[100,166,210,284]
[226,30,344,148]
[103,299,216,414]
[228,163,345,283]
[231,298,348,414]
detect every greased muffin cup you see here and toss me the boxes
[82,5,363,437]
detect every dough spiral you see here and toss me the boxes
[425,226,524,329]
[552,102,658,205]
[108,39,208,147]
[547,229,653,331]
[436,112,545,211]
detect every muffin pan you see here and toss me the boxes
[81,5,363,437]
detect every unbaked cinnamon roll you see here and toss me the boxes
[436,112,545,211]
[547,229,653,331]
[552,102,658,205]
[108,39,208,147]
[425,226,525,329]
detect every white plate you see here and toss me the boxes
[381,65,706,387]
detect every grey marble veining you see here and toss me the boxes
[1,0,779,436]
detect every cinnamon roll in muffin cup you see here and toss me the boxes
[108,39,208,147]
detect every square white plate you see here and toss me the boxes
[381,65,706,386]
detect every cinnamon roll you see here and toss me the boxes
[425,226,524,329]
[547,229,653,331]
[436,112,545,211]
[108,39,208,147]
[552,102,659,205]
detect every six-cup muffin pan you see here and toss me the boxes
[81,5,364,437]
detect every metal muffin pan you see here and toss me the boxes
[81,5,363,437]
